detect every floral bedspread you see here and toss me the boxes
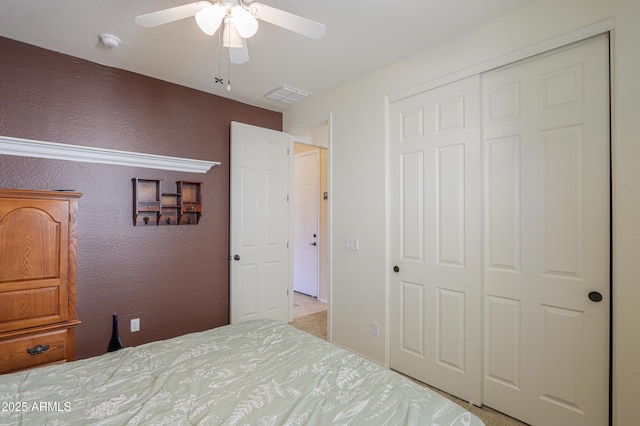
[0,319,484,425]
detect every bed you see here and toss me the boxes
[0,319,484,425]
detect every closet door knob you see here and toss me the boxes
[233,255,240,261]
[393,265,400,273]
[588,291,603,302]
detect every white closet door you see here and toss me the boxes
[389,75,482,405]
[482,35,610,425]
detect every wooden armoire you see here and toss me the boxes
[0,188,82,374]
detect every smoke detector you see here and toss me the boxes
[99,33,121,48]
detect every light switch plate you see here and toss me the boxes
[131,318,140,333]
[372,322,380,337]
[345,237,359,251]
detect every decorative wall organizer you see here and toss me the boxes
[133,178,202,226]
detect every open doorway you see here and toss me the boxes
[290,120,329,323]
[293,143,328,318]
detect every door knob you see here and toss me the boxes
[588,291,603,302]
[309,242,317,246]
[233,254,240,261]
[393,265,400,273]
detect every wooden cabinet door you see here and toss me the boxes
[0,196,72,332]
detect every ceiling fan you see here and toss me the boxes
[135,0,326,64]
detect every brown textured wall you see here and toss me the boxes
[0,36,282,359]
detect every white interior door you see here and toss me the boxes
[482,35,610,425]
[389,75,482,405]
[230,121,292,324]
[293,150,319,297]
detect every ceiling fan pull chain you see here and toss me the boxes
[226,14,231,91]
[227,43,232,91]
[215,29,224,85]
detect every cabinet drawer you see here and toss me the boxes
[138,203,160,212]
[182,203,201,213]
[0,329,68,374]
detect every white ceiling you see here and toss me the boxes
[0,0,534,113]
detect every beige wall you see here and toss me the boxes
[284,0,640,423]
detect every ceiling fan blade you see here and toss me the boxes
[248,3,325,40]
[135,1,211,28]
[229,40,249,64]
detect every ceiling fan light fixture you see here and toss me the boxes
[231,5,258,38]
[135,0,326,68]
[195,3,226,36]
[222,18,244,48]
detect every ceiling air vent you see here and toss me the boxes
[264,85,310,104]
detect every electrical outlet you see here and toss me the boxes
[131,318,140,333]
[372,322,380,337]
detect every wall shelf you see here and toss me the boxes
[133,179,161,226]
[177,181,202,225]
[0,135,220,173]
[133,179,202,226]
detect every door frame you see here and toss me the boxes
[385,20,614,421]
[288,115,333,338]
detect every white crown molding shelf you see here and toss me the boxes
[0,135,220,173]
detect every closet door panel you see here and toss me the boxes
[390,75,482,405]
[482,35,610,426]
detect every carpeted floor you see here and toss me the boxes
[291,310,327,340]
[290,308,527,426]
